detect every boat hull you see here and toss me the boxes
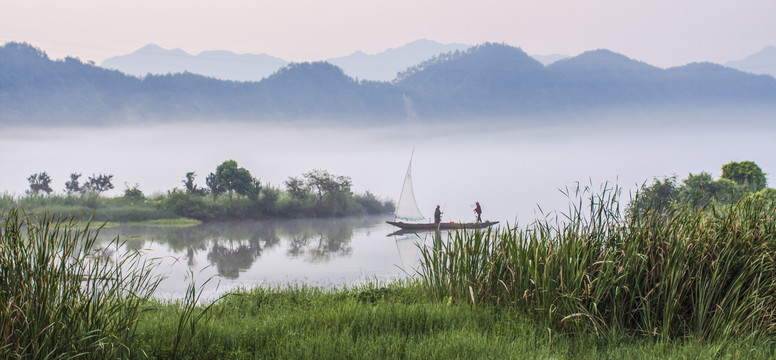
[386,221,499,231]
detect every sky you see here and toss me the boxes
[1,0,775,68]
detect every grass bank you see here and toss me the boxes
[131,283,775,359]
[4,189,776,358]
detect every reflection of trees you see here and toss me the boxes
[96,215,386,277]
[206,239,262,279]
[285,220,354,263]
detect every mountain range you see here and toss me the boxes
[2,41,775,126]
[102,39,471,82]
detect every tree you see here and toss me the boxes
[303,169,352,204]
[183,172,208,196]
[209,160,260,201]
[284,176,309,199]
[721,160,766,192]
[84,174,114,193]
[713,178,742,205]
[123,183,144,201]
[755,188,776,203]
[206,172,224,201]
[64,172,84,194]
[678,172,716,206]
[629,176,679,217]
[27,171,53,195]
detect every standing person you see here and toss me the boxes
[434,205,443,224]
[474,201,482,222]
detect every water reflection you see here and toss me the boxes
[97,216,384,279]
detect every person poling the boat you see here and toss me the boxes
[434,205,443,224]
[474,201,482,222]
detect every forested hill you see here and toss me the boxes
[2,42,775,126]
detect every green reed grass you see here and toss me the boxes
[0,208,162,359]
[419,184,776,341]
[131,282,776,359]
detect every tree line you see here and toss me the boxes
[630,160,776,217]
[17,160,394,221]
[26,172,115,195]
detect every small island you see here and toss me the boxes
[2,159,395,224]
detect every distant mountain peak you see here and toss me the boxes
[101,44,288,81]
[725,45,776,78]
[326,39,471,81]
[549,49,658,73]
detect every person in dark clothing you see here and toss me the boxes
[474,201,482,222]
[434,205,442,224]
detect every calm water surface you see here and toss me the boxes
[95,216,433,299]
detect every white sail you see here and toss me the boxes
[394,152,427,222]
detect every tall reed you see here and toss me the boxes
[419,184,776,341]
[0,208,161,359]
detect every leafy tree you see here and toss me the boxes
[755,188,776,203]
[355,191,395,215]
[244,178,262,201]
[123,183,144,201]
[630,176,679,217]
[284,176,309,199]
[27,171,53,195]
[303,169,352,204]
[64,173,84,194]
[205,172,224,201]
[84,174,114,193]
[301,169,355,216]
[183,172,208,196]
[713,178,742,205]
[721,160,766,192]
[208,160,261,201]
[678,172,717,206]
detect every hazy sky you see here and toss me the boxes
[1,0,774,67]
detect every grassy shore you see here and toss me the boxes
[4,187,776,358]
[131,283,774,359]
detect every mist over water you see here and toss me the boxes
[4,112,775,298]
[2,112,775,224]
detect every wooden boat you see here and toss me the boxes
[387,220,499,231]
[386,150,498,234]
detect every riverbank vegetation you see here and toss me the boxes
[2,160,394,223]
[420,182,776,342]
[0,209,161,359]
[3,191,776,358]
[4,160,776,358]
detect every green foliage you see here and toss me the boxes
[630,161,771,217]
[162,190,218,221]
[183,171,208,196]
[630,176,678,217]
[712,178,742,204]
[355,191,396,215]
[11,163,393,223]
[755,187,776,203]
[84,173,114,193]
[26,171,53,195]
[678,172,716,206]
[131,283,776,359]
[123,182,145,201]
[0,208,162,358]
[207,160,261,202]
[285,176,309,199]
[420,184,776,341]
[722,160,767,192]
[64,172,85,194]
